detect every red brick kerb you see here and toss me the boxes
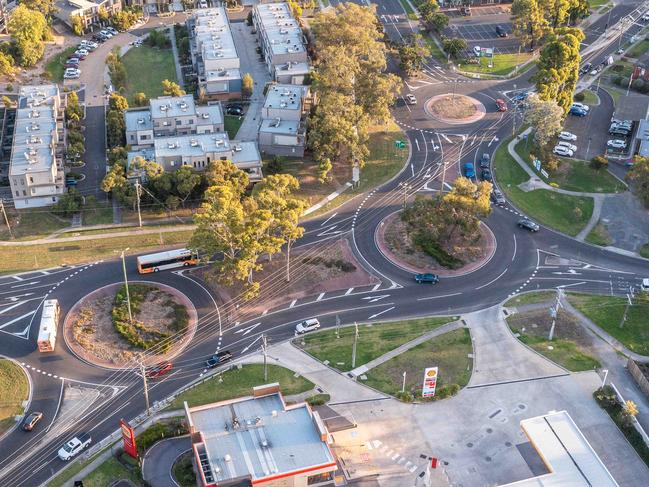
[63,281,198,370]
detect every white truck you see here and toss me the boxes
[58,433,91,461]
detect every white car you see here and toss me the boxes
[80,40,98,50]
[572,102,590,112]
[295,318,320,334]
[553,145,574,157]
[473,45,481,56]
[559,131,577,141]
[63,68,81,79]
[557,141,577,152]
[607,139,626,149]
[405,94,417,105]
[641,278,649,291]
[642,13,649,21]
[100,30,113,38]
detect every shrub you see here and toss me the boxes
[590,155,608,170]
[430,383,461,400]
[395,391,414,402]
[412,233,463,269]
[632,79,645,92]
[136,419,188,454]
[305,394,329,406]
[574,92,585,102]
[266,156,284,175]
[572,206,583,222]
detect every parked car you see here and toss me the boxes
[63,68,81,79]
[609,126,631,136]
[496,99,508,112]
[58,433,91,461]
[642,12,649,21]
[206,351,233,368]
[100,30,112,38]
[481,168,492,181]
[607,139,627,149]
[65,58,80,68]
[473,45,481,56]
[553,145,574,157]
[496,25,508,37]
[491,189,506,206]
[226,104,243,115]
[463,162,476,178]
[512,92,529,102]
[579,63,592,75]
[21,412,43,432]
[414,273,439,284]
[405,94,417,105]
[65,178,78,186]
[517,218,540,232]
[559,131,577,141]
[295,318,320,334]
[73,49,88,60]
[556,141,577,152]
[571,102,589,112]
[79,41,97,50]
[106,27,118,35]
[145,361,173,379]
[569,106,587,117]
[641,278,649,291]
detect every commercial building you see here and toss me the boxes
[188,7,242,100]
[501,410,618,487]
[184,383,337,487]
[252,2,309,76]
[54,0,122,31]
[258,84,311,157]
[9,85,66,209]
[124,95,225,149]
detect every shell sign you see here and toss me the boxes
[422,367,439,398]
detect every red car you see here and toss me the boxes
[496,99,508,112]
[145,361,173,379]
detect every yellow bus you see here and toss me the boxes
[136,248,199,274]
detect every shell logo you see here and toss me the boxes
[426,369,437,378]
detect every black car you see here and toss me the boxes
[206,350,233,368]
[481,169,492,181]
[226,105,244,116]
[22,412,43,432]
[518,218,540,232]
[491,189,506,206]
[579,62,592,75]
[479,153,490,168]
[496,25,508,37]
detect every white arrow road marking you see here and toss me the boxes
[317,225,343,237]
[234,322,261,336]
[242,334,264,354]
[6,293,34,301]
[321,212,338,227]
[0,310,36,329]
[0,301,27,314]
[361,294,391,303]
[415,138,420,151]
[488,135,499,147]
[440,134,452,143]
[557,281,587,289]
[368,306,395,320]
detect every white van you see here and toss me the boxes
[295,318,320,334]
[641,278,649,292]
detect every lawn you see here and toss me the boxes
[627,39,649,59]
[297,316,457,371]
[513,333,600,371]
[121,46,177,104]
[0,359,29,435]
[505,291,558,307]
[82,202,114,227]
[576,90,599,106]
[224,114,244,139]
[567,293,649,355]
[168,364,313,409]
[0,209,69,242]
[0,230,193,275]
[586,221,612,246]
[364,328,472,399]
[460,53,533,77]
[494,137,594,236]
[80,456,143,487]
[588,0,609,9]
[641,243,649,258]
[46,452,101,487]
[44,47,77,81]
[399,0,418,20]
[423,35,447,64]
[514,138,625,193]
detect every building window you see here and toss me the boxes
[29,177,34,184]
[52,197,56,202]
[15,191,18,197]
[307,472,334,485]
[22,190,26,196]
[176,120,181,125]
[20,179,24,185]
[189,119,194,124]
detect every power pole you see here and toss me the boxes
[120,248,133,323]
[351,322,359,369]
[335,314,341,339]
[261,334,268,382]
[0,200,13,239]
[402,371,407,393]
[620,292,633,328]
[134,179,142,228]
[548,288,563,341]
[140,362,151,416]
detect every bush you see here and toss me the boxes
[266,156,284,175]
[305,394,329,406]
[632,79,645,92]
[574,92,585,102]
[395,391,414,402]
[591,155,608,170]
[412,233,463,269]
[136,419,188,454]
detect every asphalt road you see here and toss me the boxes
[1,3,649,486]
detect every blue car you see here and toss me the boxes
[463,162,476,178]
[569,106,587,117]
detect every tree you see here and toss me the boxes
[524,94,563,147]
[67,141,85,160]
[101,161,135,206]
[98,5,110,23]
[108,92,129,112]
[161,79,185,97]
[174,166,202,205]
[418,0,439,19]
[442,37,467,59]
[2,96,12,108]
[133,92,149,107]
[534,28,584,114]
[106,110,126,148]
[20,0,56,17]
[129,156,163,180]
[398,34,431,77]
[112,10,140,32]
[204,159,250,194]
[511,0,547,49]
[0,52,17,77]
[317,157,332,183]
[53,189,83,216]
[428,13,449,33]
[8,5,47,67]
[627,156,649,208]
[568,0,589,24]
[242,73,254,98]
[71,15,84,36]
[539,0,571,29]
[66,91,83,120]
[590,155,608,170]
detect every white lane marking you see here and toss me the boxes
[0,301,28,315]
[417,292,462,301]
[262,309,268,316]
[475,268,508,290]
[316,225,343,237]
[289,299,297,308]
[321,212,338,227]
[11,275,23,281]
[368,306,395,320]
[316,293,325,302]
[371,283,381,291]
[440,133,452,143]
[10,281,39,288]
[411,164,415,177]
[361,294,391,303]
[557,281,587,288]
[345,287,354,295]
[415,138,420,151]
[512,234,517,262]
[0,310,36,330]
[234,322,261,336]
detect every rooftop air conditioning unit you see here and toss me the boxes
[190,139,199,147]
[202,113,210,118]
[160,104,169,111]
[280,102,287,108]
[280,29,288,35]
[137,118,145,124]
[29,111,40,118]
[163,121,171,126]
[218,70,228,77]
[233,145,242,152]
[167,142,176,149]
[215,139,225,146]
[270,118,280,127]
[260,440,269,448]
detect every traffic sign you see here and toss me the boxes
[395,140,406,149]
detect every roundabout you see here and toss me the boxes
[423,93,486,125]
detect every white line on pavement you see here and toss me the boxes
[417,292,462,301]
[367,306,395,320]
[476,268,508,290]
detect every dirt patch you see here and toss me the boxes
[429,95,477,119]
[507,309,596,349]
[378,212,495,276]
[191,238,379,320]
[65,282,197,369]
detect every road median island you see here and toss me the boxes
[504,291,557,307]
[0,359,29,437]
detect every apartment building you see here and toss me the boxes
[184,383,337,487]
[258,84,311,157]
[187,7,242,101]
[124,95,224,149]
[252,2,309,76]
[274,61,311,85]
[55,0,122,31]
[9,85,66,209]
[0,0,16,34]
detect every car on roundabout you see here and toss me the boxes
[414,273,440,284]
[517,218,540,232]
[405,94,417,105]
[481,168,492,181]
[491,189,506,206]
[21,412,43,432]
[145,361,173,379]
[463,162,475,178]
[479,153,490,168]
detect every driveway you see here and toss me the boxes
[142,436,191,487]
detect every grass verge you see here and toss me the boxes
[173,452,196,487]
[44,47,77,81]
[121,46,177,103]
[505,291,557,307]
[494,137,594,236]
[627,39,649,59]
[459,53,533,76]
[80,456,143,487]
[0,209,68,242]
[0,359,29,435]
[224,115,244,139]
[576,90,600,105]
[567,293,649,355]
[586,221,612,246]
[168,364,313,409]
[423,35,447,64]
[640,243,649,259]
[364,328,472,400]
[296,316,457,371]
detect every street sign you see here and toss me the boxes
[481,47,494,58]
[120,418,138,459]
[395,140,406,149]
[422,367,438,398]
[533,158,541,171]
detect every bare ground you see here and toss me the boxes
[429,95,477,119]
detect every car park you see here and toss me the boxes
[295,318,320,334]
[405,94,417,105]
[559,131,577,141]
[226,104,244,115]
[414,273,439,284]
[481,168,492,181]
[491,189,506,206]
[206,351,233,368]
[496,25,508,37]
[496,99,508,112]
[556,141,577,152]
[479,153,490,168]
[463,162,475,178]
[63,68,81,79]
[553,145,574,157]
[21,412,43,432]
[145,361,173,379]
[518,218,540,232]
[607,139,627,149]
[641,278,649,291]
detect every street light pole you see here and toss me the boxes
[402,371,407,393]
[351,322,359,369]
[120,248,133,323]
